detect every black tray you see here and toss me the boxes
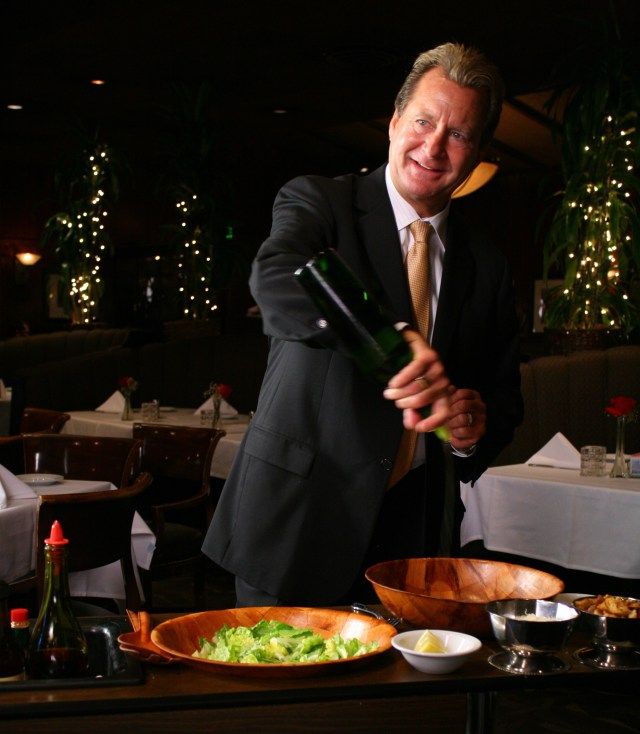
[2,616,144,690]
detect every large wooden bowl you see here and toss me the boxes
[147,607,396,677]
[366,558,565,637]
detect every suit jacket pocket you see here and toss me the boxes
[244,425,315,477]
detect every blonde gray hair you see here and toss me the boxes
[394,43,504,146]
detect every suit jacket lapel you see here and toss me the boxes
[432,209,474,359]
[354,166,413,321]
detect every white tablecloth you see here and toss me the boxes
[461,463,640,579]
[0,478,155,600]
[62,409,248,479]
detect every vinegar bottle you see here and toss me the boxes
[0,582,23,682]
[295,248,450,440]
[26,520,89,679]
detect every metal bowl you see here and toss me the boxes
[486,599,578,675]
[572,595,640,669]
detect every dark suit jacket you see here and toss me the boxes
[202,165,523,603]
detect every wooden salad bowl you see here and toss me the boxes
[119,607,396,677]
[366,558,565,637]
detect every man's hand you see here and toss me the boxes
[447,386,486,451]
[382,329,451,433]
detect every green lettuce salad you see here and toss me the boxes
[193,619,378,664]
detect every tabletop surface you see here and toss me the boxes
[1,611,638,720]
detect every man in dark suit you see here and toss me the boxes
[203,42,523,606]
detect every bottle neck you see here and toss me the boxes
[41,543,73,609]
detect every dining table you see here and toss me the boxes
[0,474,155,601]
[1,609,638,734]
[61,409,249,480]
[460,463,640,580]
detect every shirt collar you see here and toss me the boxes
[384,164,450,246]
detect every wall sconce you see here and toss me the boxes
[15,251,42,266]
[452,161,499,198]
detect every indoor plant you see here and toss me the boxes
[541,25,640,349]
[41,131,124,324]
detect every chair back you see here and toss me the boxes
[20,407,70,434]
[131,423,224,520]
[21,434,142,488]
[0,435,24,475]
[35,472,153,610]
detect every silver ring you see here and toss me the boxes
[414,375,430,388]
[467,412,474,427]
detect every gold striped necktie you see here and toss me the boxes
[388,219,432,487]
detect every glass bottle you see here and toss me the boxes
[26,520,89,679]
[294,248,450,440]
[0,581,23,682]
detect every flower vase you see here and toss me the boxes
[212,395,222,429]
[121,394,133,421]
[610,415,629,478]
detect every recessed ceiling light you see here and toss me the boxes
[360,167,369,173]
[91,79,106,86]
[7,104,23,110]
[272,108,287,115]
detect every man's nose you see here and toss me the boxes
[423,128,446,157]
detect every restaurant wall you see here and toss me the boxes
[0,153,549,346]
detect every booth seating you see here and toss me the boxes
[0,328,135,387]
[9,332,270,431]
[493,345,640,466]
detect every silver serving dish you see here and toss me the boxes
[486,599,578,675]
[572,595,640,670]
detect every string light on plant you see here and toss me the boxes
[173,189,215,319]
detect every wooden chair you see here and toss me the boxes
[19,434,142,488]
[131,423,225,609]
[20,407,70,434]
[34,471,153,612]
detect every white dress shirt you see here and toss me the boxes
[384,165,473,463]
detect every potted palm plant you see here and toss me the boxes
[541,32,640,352]
[41,131,123,324]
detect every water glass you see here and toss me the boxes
[580,445,606,476]
[141,400,159,422]
[200,409,215,426]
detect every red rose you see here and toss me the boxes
[605,396,637,418]
[217,383,232,400]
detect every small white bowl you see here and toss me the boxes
[391,629,482,674]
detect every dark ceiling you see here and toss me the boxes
[1,0,639,228]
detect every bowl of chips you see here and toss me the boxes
[572,594,640,669]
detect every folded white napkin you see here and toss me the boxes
[96,390,126,413]
[194,397,238,417]
[0,463,36,508]
[527,432,581,469]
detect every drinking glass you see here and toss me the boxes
[580,445,606,476]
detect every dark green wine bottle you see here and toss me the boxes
[26,521,89,679]
[294,248,450,441]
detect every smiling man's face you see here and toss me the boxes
[388,68,488,217]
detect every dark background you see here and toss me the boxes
[1,0,639,347]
